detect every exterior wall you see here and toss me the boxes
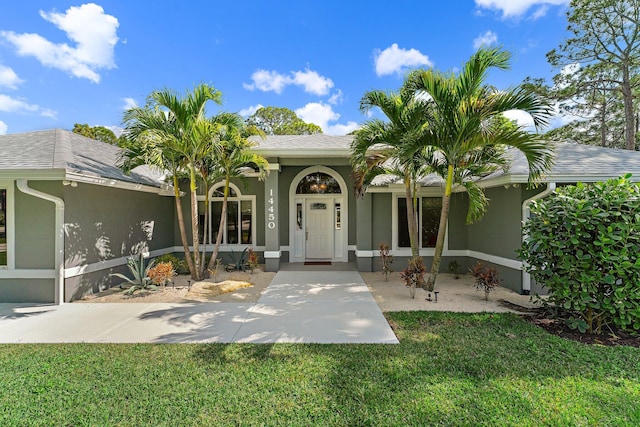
[466,186,523,292]
[0,181,57,303]
[62,183,174,301]
[366,190,471,274]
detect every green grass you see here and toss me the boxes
[0,312,638,426]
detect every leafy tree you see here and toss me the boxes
[246,106,322,135]
[547,0,640,150]
[120,84,222,280]
[408,47,554,290]
[72,123,117,144]
[350,83,435,292]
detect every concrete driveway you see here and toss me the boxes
[0,271,398,344]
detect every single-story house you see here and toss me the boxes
[2,129,640,303]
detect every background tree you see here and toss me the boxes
[409,47,554,290]
[546,0,640,150]
[246,106,322,135]
[72,123,117,144]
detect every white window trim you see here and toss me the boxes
[203,182,256,246]
[392,192,448,256]
[0,180,14,269]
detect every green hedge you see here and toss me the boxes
[519,175,640,333]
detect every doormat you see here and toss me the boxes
[304,261,332,266]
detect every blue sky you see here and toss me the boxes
[0,0,571,136]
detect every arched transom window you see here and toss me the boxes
[296,172,342,194]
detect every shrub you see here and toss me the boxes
[470,262,499,301]
[448,260,460,279]
[518,175,640,334]
[155,254,189,275]
[379,242,393,281]
[247,247,259,272]
[400,257,425,299]
[147,262,176,288]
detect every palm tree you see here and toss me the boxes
[350,84,435,292]
[149,85,222,279]
[120,84,222,280]
[407,47,554,290]
[120,103,198,277]
[202,113,269,273]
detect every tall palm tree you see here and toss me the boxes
[408,47,554,290]
[119,104,198,277]
[119,84,222,280]
[202,113,269,272]
[149,84,222,279]
[350,84,435,292]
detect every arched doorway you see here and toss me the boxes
[289,167,348,262]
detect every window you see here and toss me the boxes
[0,188,6,266]
[296,172,341,194]
[209,184,254,245]
[397,197,442,248]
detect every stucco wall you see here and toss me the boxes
[63,183,174,301]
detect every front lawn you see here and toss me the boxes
[0,312,638,426]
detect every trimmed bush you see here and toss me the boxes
[518,175,640,334]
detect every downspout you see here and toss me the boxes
[521,182,556,294]
[16,180,65,305]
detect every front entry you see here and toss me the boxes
[305,198,333,259]
[289,166,348,263]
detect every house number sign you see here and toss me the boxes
[267,189,276,230]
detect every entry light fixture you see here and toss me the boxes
[63,180,78,187]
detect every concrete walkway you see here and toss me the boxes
[0,271,399,344]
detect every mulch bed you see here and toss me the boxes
[499,300,640,348]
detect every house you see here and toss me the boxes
[2,129,640,303]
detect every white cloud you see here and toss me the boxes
[238,104,263,117]
[243,69,290,94]
[291,69,333,96]
[474,0,568,19]
[327,90,344,105]
[0,94,56,118]
[374,43,432,77]
[122,97,138,110]
[295,102,359,135]
[0,120,7,135]
[0,65,23,89]
[243,68,334,96]
[473,31,498,50]
[1,3,119,83]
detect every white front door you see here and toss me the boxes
[305,199,332,259]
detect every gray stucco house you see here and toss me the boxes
[2,129,640,303]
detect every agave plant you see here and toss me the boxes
[110,253,157,295]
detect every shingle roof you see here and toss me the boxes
[370,141,640,187]
[505,142,640,179]
[250,134,352,156]
[0,129,164,187]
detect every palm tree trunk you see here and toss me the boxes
[189,166,201,280]
[173,175,195,277]
[404,178,419,259]
[199,174,210,279]
[208,175,230,270]
[426,164,454,291]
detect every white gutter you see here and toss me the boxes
[16,180,65,304]
[521,182,556,294]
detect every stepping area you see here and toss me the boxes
[0,271,399,344]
